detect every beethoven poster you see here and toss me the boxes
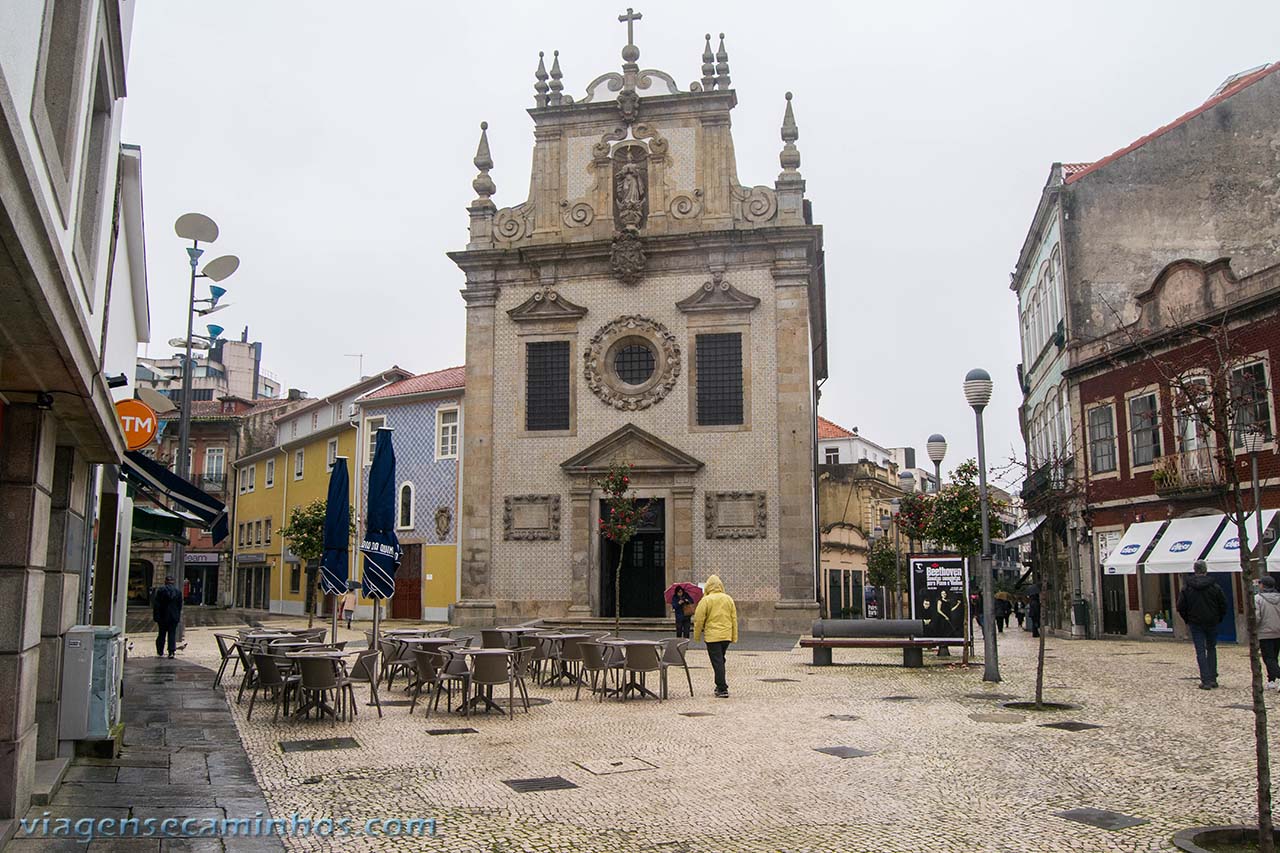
[909,556,968,642]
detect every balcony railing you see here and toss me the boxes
[1152,448,1221,496]
[200,474,227,492]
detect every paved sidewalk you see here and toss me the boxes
[6,655,281,853]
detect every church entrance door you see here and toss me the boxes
[599,498,666,618]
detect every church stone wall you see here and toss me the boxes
[487,265,781,606]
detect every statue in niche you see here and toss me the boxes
[612,143,649,231]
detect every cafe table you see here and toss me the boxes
[495,626,542,648]
[540,633,591,687]
[454,648,515,714]
[285,649,359,720]
[599,638,663,700]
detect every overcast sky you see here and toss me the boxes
[121,0,1280,489]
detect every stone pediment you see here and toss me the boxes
[561,423,704,475]
[507,288,588,323]
[676,273,760,314]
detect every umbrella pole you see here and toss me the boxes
[372,598,381,650]
[331,592,339,645]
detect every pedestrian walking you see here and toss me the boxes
[995,591,1012,633]
[692,574,738,698]
[1027,585,1042,638]
[671,586,694,639]
[152,575,183,658]
[342,584,358,629]
[1254,575,1280,689]
[1014,599,1025,628]
[1176,563,1228,689]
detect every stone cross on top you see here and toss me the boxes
[618,7,642,46]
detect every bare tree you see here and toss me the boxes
[1101,302,1273,850]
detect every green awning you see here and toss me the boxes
[131,505,190,545]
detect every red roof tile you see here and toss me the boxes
[817,416,855,440]
[361,366,466,401]
[1060,162,1094,177]
[1065,62,1279,185]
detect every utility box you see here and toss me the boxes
[58,626,123,741]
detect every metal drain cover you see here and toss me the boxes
[427,727,479,736]
[279,737,360,753]
[963,692,1018,701]
[1039,720,1102,732]
[881,695,918,701]
[679,711,714,717]
[825,714,860,721]
[575,757,656,775]
[814,746,872,759]
[1054,808,1148,830]
[502,776,579,793]
[759,678,800,683]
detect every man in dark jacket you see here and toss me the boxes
[152,575,183,658]
[1176,564,1228,689]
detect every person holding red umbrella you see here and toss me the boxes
[665,582,701,638]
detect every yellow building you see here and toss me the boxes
[231,369,411,614]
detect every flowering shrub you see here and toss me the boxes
[598,463,640,635]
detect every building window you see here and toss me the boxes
[311,412,319,431]
[332,402,343,425]
[31,0,94,217]
[254,520,262,545]
[327,438,338,471]
[1128,392,1161,468]
[237,469,246,494]
[294,449,305,480]
[290,565,301,594]
[1231,360,1273,448]
[436,408,459,460]
[205,447,226,481]
[237,523,245,547]
[824,447,839,465]
[265,459,275,488]
[1087,404,1117,474]
[247,464,256,493]
[265,518,272,545]
[695,332,744,426]
[526,341,571,431]
[365,416,386,463]
[397,482,415,530]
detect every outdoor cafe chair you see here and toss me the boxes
[429,650,472,718]
[347,648,382,718]
[657,638,694,698]
[213,633,240,688]
[427,627,454,638]
[554,636,586,686]
[509,646,537,712]
[622,643,663,702]
[296,656,354,725]
[234,641,259,704]
[470,652,517,720]
[577,642,622,703]
[529,635,556,684]
[364,629,376,650]
[409,649,444,717]
[379,639,413,689]
[248,654,299,722]
[480,629,508,649]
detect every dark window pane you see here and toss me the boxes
[1232,362,1272,446]
[1088,405,1116,473]
[614,343,655,385]
[526,341,571,431]
[696,333,744,426]
[1129,394,1160,467]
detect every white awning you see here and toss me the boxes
[1103,521,1168,576]
[1205,510,1280,573]
[1143,515,1228,574]
[1001,515,1044,546]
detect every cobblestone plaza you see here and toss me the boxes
[133,621,1277,853]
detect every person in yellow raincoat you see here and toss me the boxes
[692,574,738,698]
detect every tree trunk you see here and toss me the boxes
[1227,475,1274,852]
[614,540,626,638]
[1035,531,1054,709]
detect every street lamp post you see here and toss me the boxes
[169,213,238,595]
[890,498,902,619]
[927,434,947,494]
[964,368,1001,682]
[1243,428,1269,577]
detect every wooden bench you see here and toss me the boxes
[801,619,959,668]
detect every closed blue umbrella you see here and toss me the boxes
[320,457,351,643]
[360,429,401,624]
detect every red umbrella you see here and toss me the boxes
[664,582,703,605]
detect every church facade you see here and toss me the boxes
[450,13,828,632]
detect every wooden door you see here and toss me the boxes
[392,544,422,620]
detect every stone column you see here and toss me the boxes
[457,283,499,624]
[0,405,55,819]
[773,253,817,604]
[670,485,695,583]
[38,446,87,759]
[568,484,591,614]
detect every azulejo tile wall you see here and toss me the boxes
[488,266,782,603]
[360,395,460,546]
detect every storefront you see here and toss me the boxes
[236,553,271,610]
[165,551,220,606]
